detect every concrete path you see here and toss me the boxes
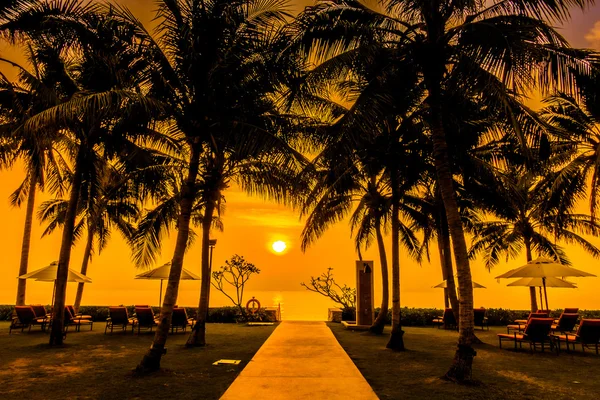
[220,321,379,400]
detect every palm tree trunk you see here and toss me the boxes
[369,220,389,334]
[136,144,201,372]
[524,238,538,311]
[15,173,37,306]
[426,85,476,382]
[49,152,84,346]
[73,227,94,313]
[439,211,459,319]
[186,194,217,347]
[436,226,449,309]
[386,188,404,350]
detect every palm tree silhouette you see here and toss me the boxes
[292,0,593,379]
[0,47,69,306]
[111,0,307,370]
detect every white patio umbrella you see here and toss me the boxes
[507,277,577,308]
[135,262,200,306]
[18,261,92,308]
[495,257,595,310]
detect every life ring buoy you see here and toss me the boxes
[246,297,261,314]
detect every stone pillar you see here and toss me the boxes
[356,261,374,325]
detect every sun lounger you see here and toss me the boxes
[551,313,579,333]
[498,318,554,352]
[171,308,194,333]
[10,306,48,334]
[30,304,51,320]
[508,312,550,333]
[105,307,136,334]
[63,307,93,332]
[432,308,457,330]
[474,308,489,330]
[67,305,92,320]
[133,307,158,334]
[553,319,600,354]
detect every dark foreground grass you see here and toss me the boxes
[0,321,276,400]
[328,323,600,400]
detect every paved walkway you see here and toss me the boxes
[220,321,379,400]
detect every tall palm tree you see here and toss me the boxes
[6,2,163,345]
[298,76,428,348]
[37,163,143,312]
[541,68,600,222]
[0,48,69,306]
[293,0,592,379]
[111,0,306,371]
[469,166,600,310]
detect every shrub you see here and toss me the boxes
[0,305,14,321]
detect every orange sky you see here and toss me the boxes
[1,1,600,319]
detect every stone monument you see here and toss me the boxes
[355,260,374,326]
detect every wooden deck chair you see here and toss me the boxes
[553,319,600,354]
[10,306,47,334]
[133,307,158,334]
[508,312,550,333]
[551,313,579,333]
[105,307,135,334]
[30,304,50,320]
[432,308,457,330]
[474,308,489,330]
[563,308,579,314]
[171,308,193,333]
[67,305,92,320]
[64,307,93,332]
[498,318,554,352]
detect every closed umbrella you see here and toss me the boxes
[135,262,200,306]
[495,257,595,310]
[18,261,92,308]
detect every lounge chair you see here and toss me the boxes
[67,305,92,320]
[30,304,51,320]
[474,308,489,330]
[563,308,579,314]
[553,319,600,354]
[498,318,554,352]
[507,312,550,333]
[10,306,48,334]
[133,307,158,334]
[514,310,550,324]
[171,308,194,333]
[63,307,93,332]
[432,308,457,330]
[105,307,136,334]
[551,313,579,333]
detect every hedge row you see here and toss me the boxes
[343,307,600,326]
[3,305,600,325]
[0,305,274,323]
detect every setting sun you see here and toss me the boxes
[272,240,287,253]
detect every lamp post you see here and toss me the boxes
[205,239,217,319]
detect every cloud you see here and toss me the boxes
[585,21,600,49]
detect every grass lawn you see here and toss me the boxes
[328,323,600,400]
[0,321,277,400]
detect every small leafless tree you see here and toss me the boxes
[301,267,356,309]
[211,254,260,316]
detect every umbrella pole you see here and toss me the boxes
[539,287,543,310]
[51,280,56,310]
[543,277,549,311]
[159,279,163,307]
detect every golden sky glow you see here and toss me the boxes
[1,1,600,319]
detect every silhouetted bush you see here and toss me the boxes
[0,305,14,321]
[342,307,356,321]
